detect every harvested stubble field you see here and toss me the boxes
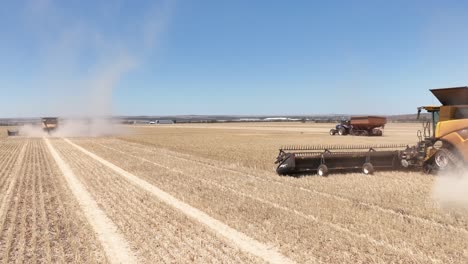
[0,122,467,263]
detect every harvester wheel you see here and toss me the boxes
[362,163,374,175]
[317,164,329,177]
[329,129,336,135]
[434,149,450,171]
[338,128,346,136]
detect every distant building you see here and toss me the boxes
[263,117,301,121]
[237,118,262,122]
[156,120,175,124]
[263,117,288,121]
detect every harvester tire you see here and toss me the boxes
[362,163,374,175]
[338,128,346,136]
[434,149,450,171]
[329,129,336,136]
[317,164,329,177]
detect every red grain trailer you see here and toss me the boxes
[330,116,387,136]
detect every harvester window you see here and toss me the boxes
[455,106,468,119]
[433,111,439,125]
[432,111,439,135]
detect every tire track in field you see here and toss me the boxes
[64,138,295,264]
[38,139,108,263]
[55,142,260,263]
[93,140,441,263]
[111,138,468,235]
[44,138,136,264]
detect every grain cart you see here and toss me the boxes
[276,86,468,176]
[329,116,386,136]
[7,130,19,136]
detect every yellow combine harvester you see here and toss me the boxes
[275,86,468,175]
[401,87,468,173]
[42,117,58,134]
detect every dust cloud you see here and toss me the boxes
[19,1,172,137]
[432,169,468,210]
[19,124,49,138]
[19,118,126,138]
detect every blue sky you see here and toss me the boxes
[1,0,468,117]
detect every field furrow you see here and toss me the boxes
[7,140,33,263]
[0,140,29,263]
[51,138,264,264]
[0,140,25,204]
[0,139,108,263]
[45,137,136,264]
[24,150,38,263]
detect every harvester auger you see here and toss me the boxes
[275,86,468,176]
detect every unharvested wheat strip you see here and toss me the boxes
[44,138,136,264]
[65,138,295,264]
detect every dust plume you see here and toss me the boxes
[20,0,173,137]
[432,169,468,210]
[19,124,49,138]
[18,118,126,138]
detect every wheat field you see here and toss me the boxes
[0,122,467,263]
